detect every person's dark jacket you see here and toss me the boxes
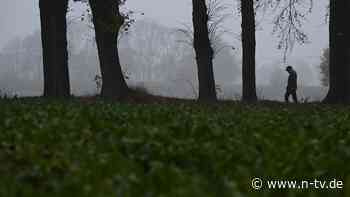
[287,70,297,90]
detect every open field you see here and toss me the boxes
[0,98,349,196]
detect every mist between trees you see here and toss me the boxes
[0,19,326,101]
[1,0,333,102]
[0,0,348,102]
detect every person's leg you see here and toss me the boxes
[285,91,290,103]
[292,90,298,103]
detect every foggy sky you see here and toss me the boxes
[0,0,328,84]
[0,0,40,47]
[126,0,329,67]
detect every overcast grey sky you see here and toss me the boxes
[126,0,329,65]
[0,0,328,74]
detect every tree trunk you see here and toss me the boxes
[88,0,128,98]
[345,0,350,103]
[192,0,217,102]
[39,0,70,97]
[241,0,257,102]
[323,0,350,104]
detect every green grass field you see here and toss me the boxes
[0,99,349,196]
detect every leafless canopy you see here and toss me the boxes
[72,0,138,40]
[177,0,233,58]
[269,0,313,62]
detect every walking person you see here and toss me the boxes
[285,66,298,103]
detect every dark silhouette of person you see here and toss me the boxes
[285,66,298,103]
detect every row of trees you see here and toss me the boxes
[191,0,313,102]
[39,0,127,98]
[0,20,241,97]
[193,0,350,103]
[37,0,349,103]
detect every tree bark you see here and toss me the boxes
[192,0,217,102]
[345,0,350,103]
[241,0,257,102]
[39,0,70,97]
[323,0,350,104]
[88,0,128,98]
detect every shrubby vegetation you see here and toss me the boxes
[0,100,349,196]
[0,0,348,196]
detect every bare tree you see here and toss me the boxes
[87,0,129,98]
[240,0,258,102]
[178,0,232,101]
[323,0,350,104]
[233,0,312,102]
[192,0,217,101]
[73,0,135,98]
[39,0,70,97]
[178,0,232,58]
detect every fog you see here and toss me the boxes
[0,0,329,100]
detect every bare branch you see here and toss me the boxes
[177,0,232,58]
[270,0,313,62]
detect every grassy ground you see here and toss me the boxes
[0,98,349,197]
